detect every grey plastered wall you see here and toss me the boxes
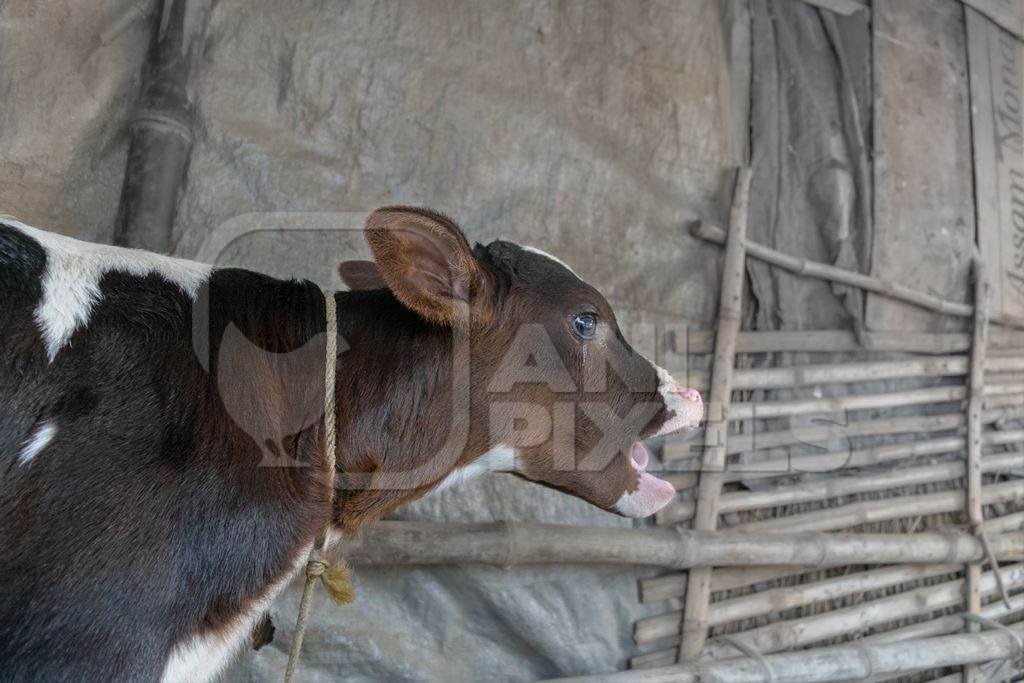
[867,0,976,333]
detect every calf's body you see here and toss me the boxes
[0,209,702,681]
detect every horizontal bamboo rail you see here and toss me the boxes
[715,429,1024,485]
[857,593,1024,647]
[634,563,957,644]
[674,329,973,355]
[728,385,967,421]
[639,565,806,604]
[664,413,967,462]
[638,511,1024,604]
[733,480,1024,534]
[335,522,1023,569]
[693,222,1024,329]
[633,564,1024,669]
[657,446,1024,525]
[559,628,1024,682]
[679,359,1024,394]
[698,564,1024,661]
[676,328,1024,355]
[663,406,1024,463]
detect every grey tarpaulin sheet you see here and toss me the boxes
[746,0,872,334]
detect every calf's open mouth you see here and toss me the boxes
[617,387,704,518]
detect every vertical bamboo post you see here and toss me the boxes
[964,258,990,683]
[677,167,752,660]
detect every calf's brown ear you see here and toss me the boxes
[364,206,481,324]
[338,260,387,291]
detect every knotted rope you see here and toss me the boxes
[284,291,354,683]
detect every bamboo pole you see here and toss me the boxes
[676,328,1024,355]
[680,362,1024,395]
[664,406,1023,463]
[692,222,1024,329]
[561,629,1024,683]
[678,168,752,661]
[334,523,1023,569]
[674,329,974,355]
[681,355,969,394]
[964,260,991,683]
[638,510,1024,604]
[727,385,967,421]
[857,593,1024,648]
[634,563,958,645]
[664,413,967,462]
[657,448,1024,526]
[717,428,1024,485]
[694,564,1024,662]
[733,480,1024,534]
[639,565,806,604]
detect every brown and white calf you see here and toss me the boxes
[0,207,702,681]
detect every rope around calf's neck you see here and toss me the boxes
[284,291,353,683]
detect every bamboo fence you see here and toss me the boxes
[631,175,1024,681]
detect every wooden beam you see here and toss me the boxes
[336,521,1023,569]
[552,628,1023,683]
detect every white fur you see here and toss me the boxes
[19,421,56,466]
[2,218,212,362]
[652,365,703,436]
[612,474,675,518]
[521,245,578,277]
[160,546,311,683]
[433,445,518,492]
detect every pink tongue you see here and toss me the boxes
[631,442,650,470]
[616,441,676,518]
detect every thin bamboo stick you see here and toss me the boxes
[638,510,1024,604]
[639,566,807,604]
[728,385,967,421]
[664,413,968,462]
[634,563,957,645]
[695,564,1024,662]
[693,222,1024,329]
[733,480,1024,534]
[676,328,1024,355]
[567,629,1024,683]
[717,428,1023,485]
[857,593,1024,647]
[674,329,974,355]
[657,448,1024,526]
[680,355,969,394]
[336,522,1023,569]
[965,260,990,683]
[678,167,752,661]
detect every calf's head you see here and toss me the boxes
[338,207,702,518]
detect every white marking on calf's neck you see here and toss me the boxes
[521,245,579,277]
[19,421,57,465]
[3,218,212,362]
[432,445,518,493]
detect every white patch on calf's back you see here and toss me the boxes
[432,445,518,493]
[19,421,56,465]
[2,218,212,362]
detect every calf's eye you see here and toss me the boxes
[572,312,598,339]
